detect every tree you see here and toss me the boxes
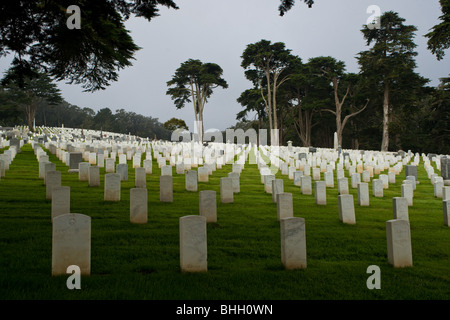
[166,59,228,142]
[163,117,189,131]
[425,0,450,60]
[357,11,421,151]
[241,40,295,145]
[285,57,332,147]
[0,1,179,92]
[278,0,314,15]
[1,69,62,131]
[310,57,369,147]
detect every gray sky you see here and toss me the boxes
[1,0,448,132]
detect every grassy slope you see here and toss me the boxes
[0,144,449,300]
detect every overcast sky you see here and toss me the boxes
[1,0,448,132]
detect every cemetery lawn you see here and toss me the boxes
[0,144,449,300]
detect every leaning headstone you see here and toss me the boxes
[199,190,217,223]
[88,166,100,187]
[185,170,198,192]
[386,219,413,268]
[393,197,409,220]
[272,179,284,203]
[301,175,312,195]
[135,167,146,188]
[104,173,121,201]
[46,170,61,200]
[179,215,207,272]
[52,213,91,276]
[220,177,233,203]
[130,188,148,224]
[51,186,70,222]
[357,182,369,206]
[280,217,307,270]
[277,193,293,221]
[160,175,173,202]
[315,181,326,205]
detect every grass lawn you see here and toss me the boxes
[0,143,449,300]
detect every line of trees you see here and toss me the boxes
[233,10,449,155]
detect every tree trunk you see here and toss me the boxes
[381,82,390,151]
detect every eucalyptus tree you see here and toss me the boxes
[166,59,228,142]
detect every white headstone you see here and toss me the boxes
[179,215,207,272]
[130,188,148,224]
[280,217,307,270]
[52,213,91,276]
[199,190,217,223]
[386,219,413,268]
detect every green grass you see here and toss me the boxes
[0,144,449,300]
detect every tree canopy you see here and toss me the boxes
[0,1,179,92]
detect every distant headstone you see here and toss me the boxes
[78,162,90,181]
[68,152,82,173]
[160,175,173,202]
[372,179,383,198]
[88,166,100,187]
[386,219,413,268]
[179,215,207,272]
[393,197,409,220]
[301,175,312,195]
[338,178,349,195]
[228,172,240,193]
[199,190,217,223]
[51,186,70,222]
[401,182,413,206]
[130,188,148,224]
[143,159,152,174]
[52,213,91,276]
[220,177,233,203]
[116,163,128,181]
[44,162,56,185]
[280,217,307,270]
[264,174,275,194]
[405,165,417,182]
[135,167,146,188]
[338,194,356,224]
[357,182,369,206]
[272,179,284,203]
[293,171,303,186]
[444,200,450,227]
[185,170,198,192]
[104,173,121,201]
[46,170,61,200]
[277,193,293,221]
[198,167,209,182]
[315,181,326,205]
